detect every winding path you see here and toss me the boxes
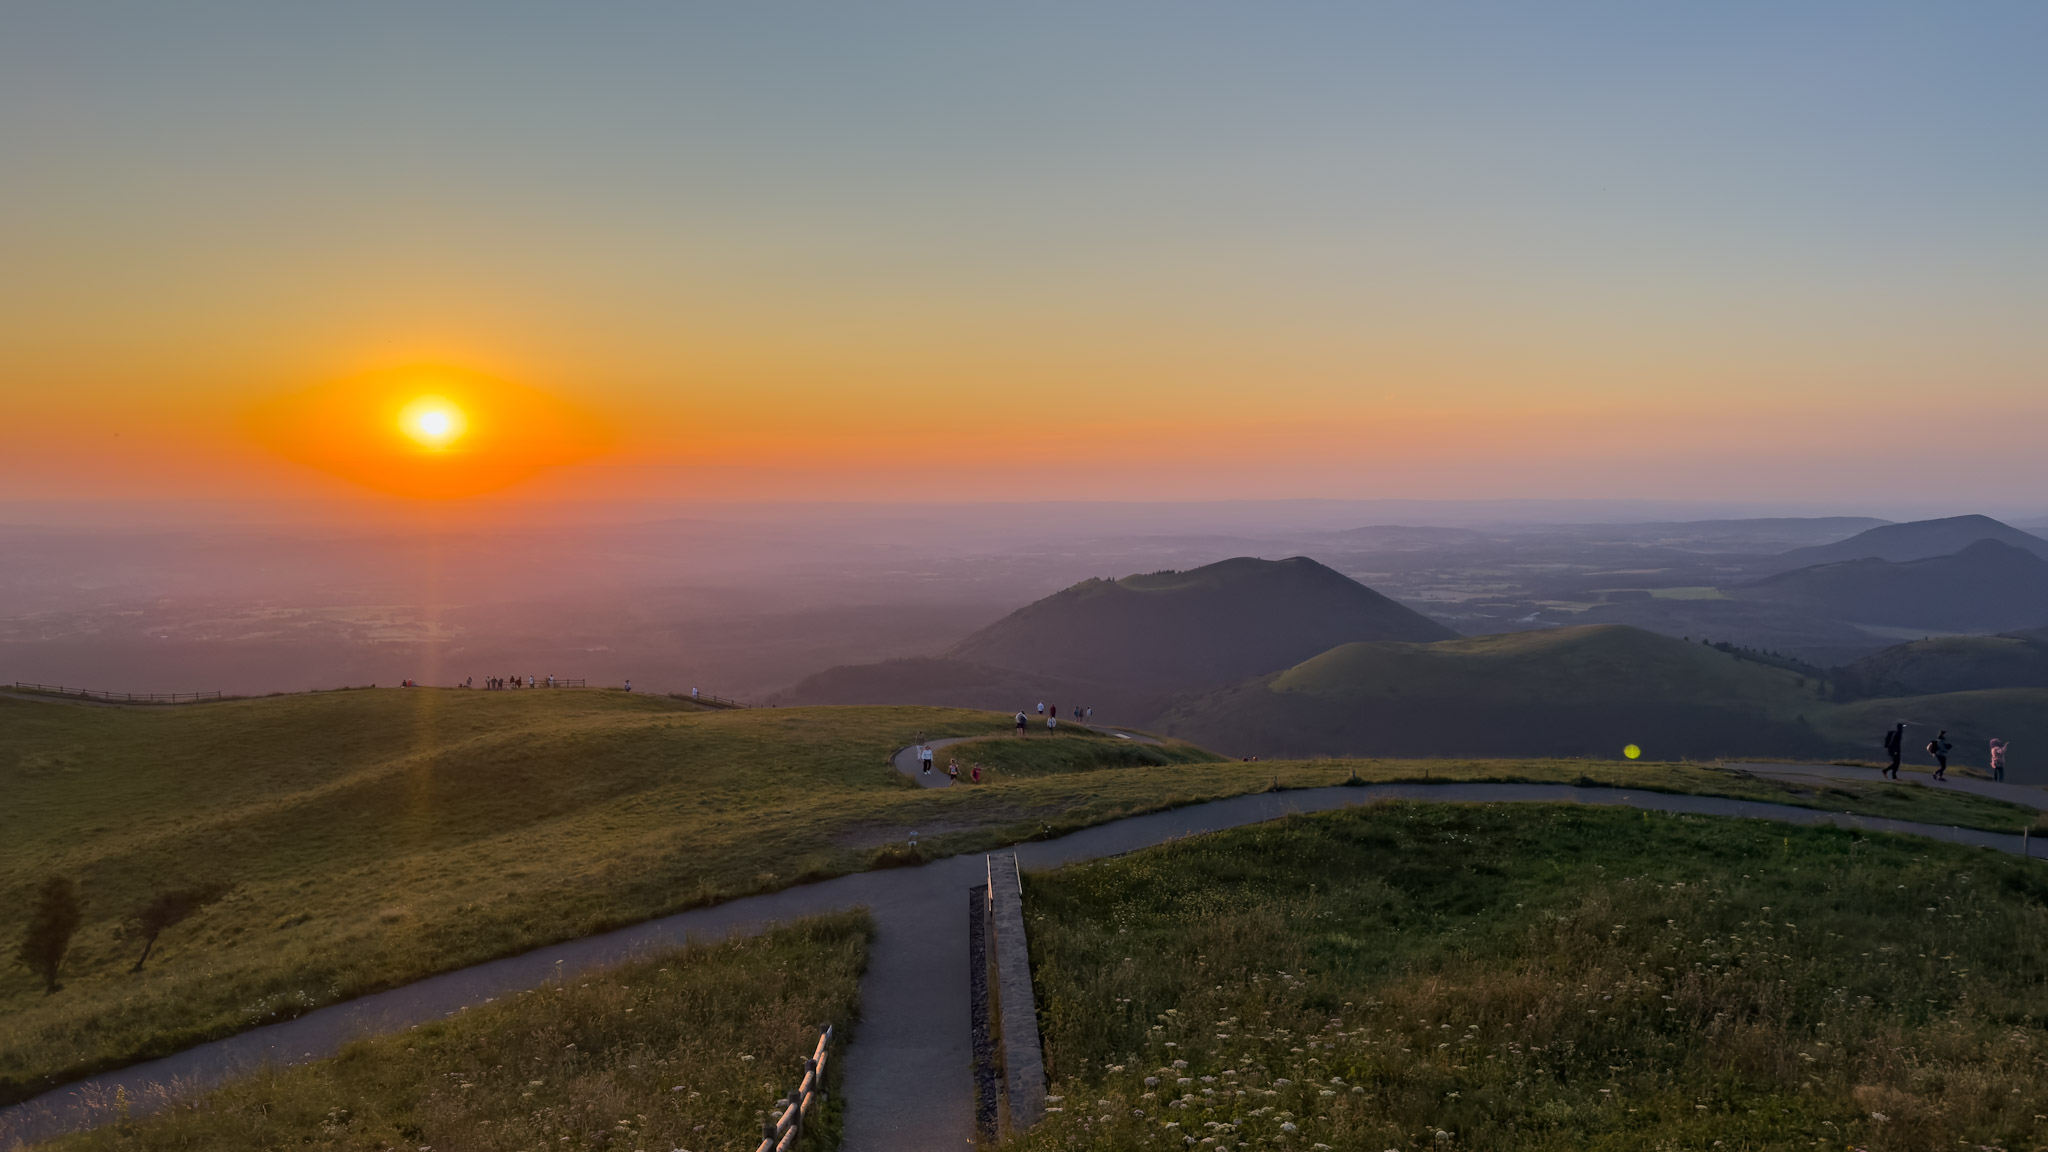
[3,780,2038,1150]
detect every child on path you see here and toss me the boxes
[1927,730,1953,780]
[1990,737,2008,782]
[948,759,959,784]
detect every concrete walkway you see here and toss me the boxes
[4,781,2038,1150]
[1722,760,2048,811]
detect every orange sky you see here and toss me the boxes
[4,7,2046,513]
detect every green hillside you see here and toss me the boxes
[0,688,1262,1103]
[1834,633,2048,697]
[1165,625,1835,761]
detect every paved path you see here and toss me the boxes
[4,781,2038,1150]
[1723,760,2048,811]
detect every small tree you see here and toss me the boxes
[126,882,232,973]
[17,877,82,994]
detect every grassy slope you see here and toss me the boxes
[48,912,868,1152]
[933,729,1222,779]
[1837,634,2048,697]
[1020,803,2048,1152]
[1165,625,1838,760]
[0,690,1212,1101]
[2,689,2037,1103]
[1165,625,2048,771]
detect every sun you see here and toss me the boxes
[398,395,468,450]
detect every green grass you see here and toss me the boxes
[46,912,868,1152]
[1325,757,2043,832]
[937,728,1222,779]
[1268,626,1820,713]
[1018,802,2048,1152]
[2,688,2037,1107]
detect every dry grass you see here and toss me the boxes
[1019,802,2048,1151]
[43,912,869,1152]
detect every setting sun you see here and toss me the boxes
[399,395,468,451]
[247,367,609,499]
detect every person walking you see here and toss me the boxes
[1883,722,1906,779]
[1047,712,1057,732]
[1036,702,1044,715]
[1927,729,1953,780]
[1015,710,1027,736]
[971,762,982,783]
[948,758,959,785]
[1990,737,2009,782]
[920,744,933,775]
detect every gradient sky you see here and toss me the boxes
[5,3,2046,508]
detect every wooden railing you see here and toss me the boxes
[13,682,224,704]
[756,1025,832,1152]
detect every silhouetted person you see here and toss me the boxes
[1927,729,1952,780]
[1883,722,1905,779]
[1990,737,2008,782]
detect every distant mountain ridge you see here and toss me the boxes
[1745,538,2048,632]
[1769,514,2048,568]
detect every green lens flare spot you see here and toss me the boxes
[1623,744,1642,760]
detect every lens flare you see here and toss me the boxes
[1623,744,1642,760]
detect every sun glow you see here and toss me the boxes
[248,367,608,499]
[399,395,468,450]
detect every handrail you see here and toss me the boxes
[12,682,225,704]
[756,1025,832,1152]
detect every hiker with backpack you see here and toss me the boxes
[1927,730,1953,781]
[1882,722,1906,779]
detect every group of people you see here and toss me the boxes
[1882,722,2009,783]
[912,737,984,785]
[1013,701,1095,734]
[469,674,581,690]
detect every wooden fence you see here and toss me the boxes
[13,682,224,704]
[756,1025,832,1152]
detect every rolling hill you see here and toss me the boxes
[1833,633,2048,698]
[1743,538,2048,632]
[1160,624,1835,761]
[780,556,1454,712]
[0,688,1221,1104]
[1766,514,2048,568]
